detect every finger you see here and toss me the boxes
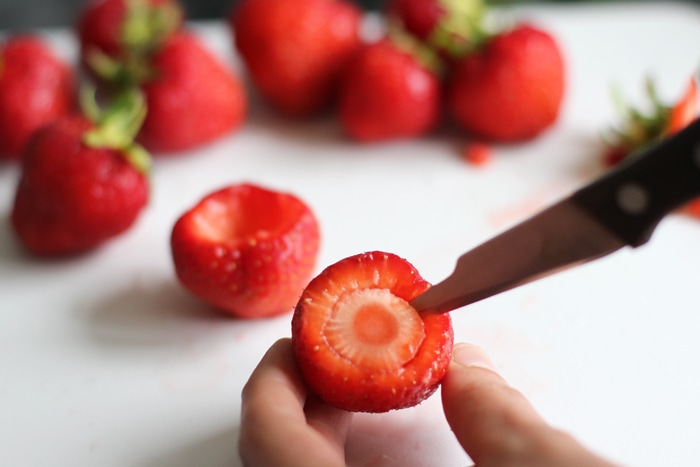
[239,338,350,467]
[441,343,617,467]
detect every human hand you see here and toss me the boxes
[441,343,618,467]
[239,338,617,467]
[239,338,351,467]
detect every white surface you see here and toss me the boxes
[2,2,700,466]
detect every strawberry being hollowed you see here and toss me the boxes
[230,0,362,117]
[291,251,454,413]
[338,35,442,142]
[11,90,150,256]
[447,23,565,142]
[0,35,75,160]
[170,184,321,319]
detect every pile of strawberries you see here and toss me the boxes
[2,0,698,414]
[231,0,566,148]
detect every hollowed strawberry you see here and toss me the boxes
[170,183,321,319]
[291,251,454,413]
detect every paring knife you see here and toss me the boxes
[410,117,700,315]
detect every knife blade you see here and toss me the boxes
[410,117,700,315]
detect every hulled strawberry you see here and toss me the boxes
[170,184,321,319]
[386,0,486,59]
[447,23,565,142]
[338,34,442,142]
[136,31,247,153]
[230,0,362,117]
[11,90,150,256]
[292,251,454,413]
[0,35,74,160]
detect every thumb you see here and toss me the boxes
[441,343,617,467]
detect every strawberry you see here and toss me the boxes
[0,35,74,160]
[447,23,565,142]
[135,31,247,153]
[230,0,362,117]
[78,0,245,153]
[386,0,486,59]
[11,90,150,256]
[291,251,454,413]
[170,184,321,319]
[76,0,183,77]
[338,35,442,142]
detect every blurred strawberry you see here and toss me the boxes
[77,0,183,82]
[230,0,362,117]
[447,23,565,142]
[338,33,442,142]
[79,0,246,154]
[0,36,74,160]
[11,89,150,256]
[135,31,247,153]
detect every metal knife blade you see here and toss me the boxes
[411,117,700,315]
[409,198,625,314]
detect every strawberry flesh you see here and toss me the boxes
[292,251,454,413]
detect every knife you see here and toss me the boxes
[410,117,700,315]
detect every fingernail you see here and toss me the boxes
[451,343,496,371]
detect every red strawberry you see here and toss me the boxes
[230,0,362,117]
[170,184,321,319]
[136,31,247,153]
[292,251,454,413]
[386,0,486,59]
[76,0,183,72]
[338,36,442,142]
[447,23,565,142]
[0,36,74,160]
[11,91,150,256]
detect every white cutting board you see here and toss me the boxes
[2,2,700,466]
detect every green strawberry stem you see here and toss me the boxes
[604,76,672,158]
[430,0,488,57]
[81,86,151,175]
[387,21,444,76]
[87,0,181,88]
[122,0,182,59]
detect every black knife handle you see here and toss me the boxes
[572,118,700,247]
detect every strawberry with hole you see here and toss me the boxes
[0,35,75,160]
[338,32,442,142]
[230,0,362,117]
[171,184,321,319]
[603,76,700,217]
[447,23,565,142]
[292,251,454,413]
[78,0,246,153]
[11,90,150,256]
